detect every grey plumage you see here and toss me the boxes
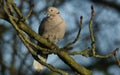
[33,7,66,71]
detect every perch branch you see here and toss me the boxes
[58,49,92,75]
[19,32,69,75]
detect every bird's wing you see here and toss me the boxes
[38,17,47,36]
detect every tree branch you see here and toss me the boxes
[89,5,96,56]
[63,16,83,50]
[69,47,90,57]
[88,6,120,66]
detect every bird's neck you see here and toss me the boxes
[48,14,60,19]
[47,15,62,22]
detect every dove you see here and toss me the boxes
[33,7,66,71]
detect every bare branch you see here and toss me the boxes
[63,16,83,50]
[69,47,90,57]
[89,5,96,56]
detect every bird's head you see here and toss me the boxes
[46,7,60,17]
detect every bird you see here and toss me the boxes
[33,7,66,71]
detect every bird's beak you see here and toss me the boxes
[57,12,60,14]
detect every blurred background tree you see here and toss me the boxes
[0,0,120,75]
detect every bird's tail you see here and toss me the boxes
[33,55,47,71]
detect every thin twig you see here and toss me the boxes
[24,4,34,19]
[63,16,83,50]
[11,2,23,17]
[89,5,96,56]
[69,47,90,57]
[94,48,119,59]
[114,55,120,66]
[113,48,120,66]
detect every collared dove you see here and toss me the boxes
[33,7,66,71]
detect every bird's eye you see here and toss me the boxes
[50,9,53,11]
